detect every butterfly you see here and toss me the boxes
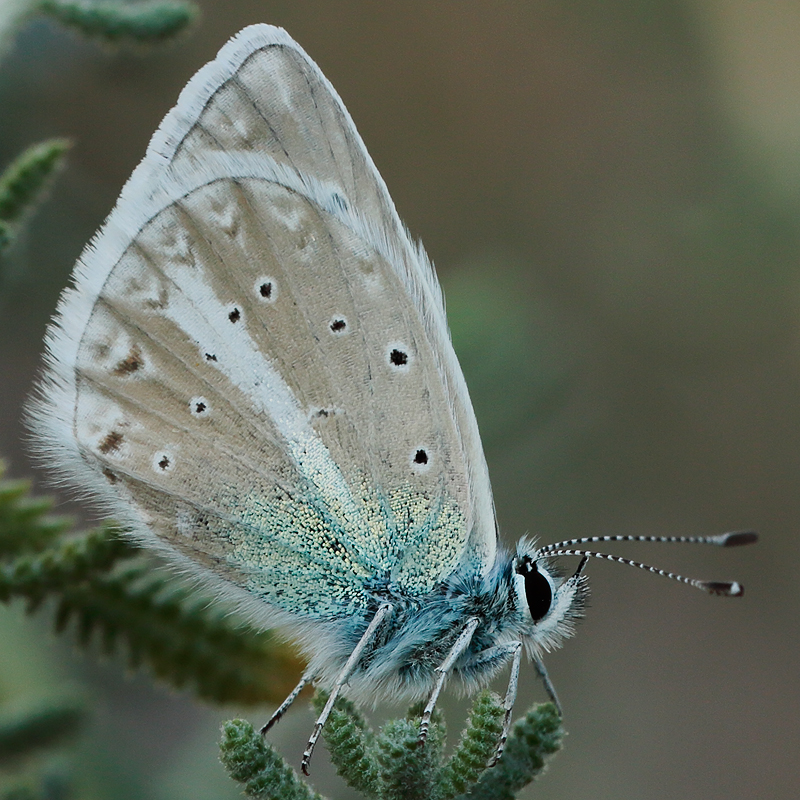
[28,24,755,774]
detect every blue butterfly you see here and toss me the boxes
[29,24,755,774]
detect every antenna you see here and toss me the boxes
[539,530,757,552]
[537,531,757,597]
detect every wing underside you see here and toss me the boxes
[31,25,497,627]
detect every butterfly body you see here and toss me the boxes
[284,547,567,702]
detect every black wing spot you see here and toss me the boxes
[413,448,428,465]
[205,353,217,362]
[153,452,174,473]
[255,277,277,302]
[190,397,210,417]
[389,348,408,367]
[330,317,347,334]
[228,307,241,323]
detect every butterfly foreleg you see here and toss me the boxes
[533,655,562,717]
[260,669,315,735]
[484,641,523,766]
[301,602,394,775]
[418,616,481,744]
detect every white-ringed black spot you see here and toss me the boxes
[190,396,210,417]
[329,316,348,334]
[228,307,241,323]
[410,446,432,472]
[389,348,409,367]
[153,451,174,473]
[254,277,277,302]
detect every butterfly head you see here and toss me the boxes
[512,538,589,658]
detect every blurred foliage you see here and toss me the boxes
[0,0,198,59]
[222,694,563,800]
[0,694,84,800]
[37,0,199,49]
[0,0,199,280]
[0,140,70,255]
[0,460,303,705]
[0,702,86,767]
[0,469,73,557]
[0,765,73,800]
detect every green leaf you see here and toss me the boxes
[374,706,446,800]
[37,0,199,47]
[228,697,562,800]
[220,719,326,800]
[0,462,73,556]
[0,523,134,607]
[312,690,380,798]
[435,691,505,800]
[461,702,563,800]
[0,702,86,766]
[0,140,70,251]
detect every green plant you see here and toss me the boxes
[220,693,563,800]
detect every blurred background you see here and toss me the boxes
[0,1,797,798]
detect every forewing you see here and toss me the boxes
[30,26,496,629]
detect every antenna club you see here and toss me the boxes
[719,531,758,547]
[702,581,745,597]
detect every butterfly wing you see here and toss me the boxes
[30,25,496,630]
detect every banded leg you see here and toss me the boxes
[301,603,393,775]
[260,670,313,735]
[488,641,523,766]
[533,656,562,716]
[418,617,480,743]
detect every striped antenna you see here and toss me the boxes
[537,531,757,597]
[539,530,757,552]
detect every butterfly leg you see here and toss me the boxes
[301,602,393,775]
[533,656,562,716]
[488,641,523,766]
[260,670,314,735]
[418,616,480,744]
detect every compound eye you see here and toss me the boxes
[523,561,553,622]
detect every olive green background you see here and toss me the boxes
[0,1,797,798]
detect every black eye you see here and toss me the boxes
[523,562,553,622]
